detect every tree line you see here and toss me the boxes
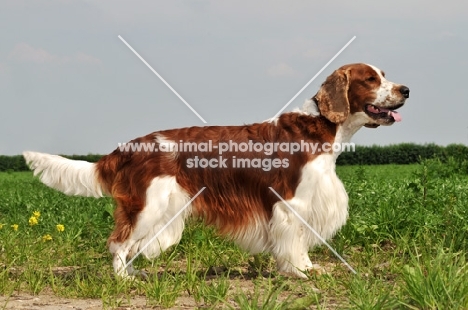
[0,154,102,172]
[336,143,467,165]
[1,143,467,172]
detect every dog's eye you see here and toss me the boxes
[367,76,376,82]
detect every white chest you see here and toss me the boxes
[291,155,349,242]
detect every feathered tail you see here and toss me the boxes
[23,151,104,198]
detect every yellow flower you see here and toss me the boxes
[33,211,41,218]
[56,224,65,232]
[11,224,19,231]
[29,216,39,226]
[42,234,52,242]
[0,223,4,229]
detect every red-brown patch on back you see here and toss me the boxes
[97,112,337,242]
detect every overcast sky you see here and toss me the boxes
[1,1,467,155]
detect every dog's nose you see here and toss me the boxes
[399,86,410,98]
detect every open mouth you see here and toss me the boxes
[364,104,403,123]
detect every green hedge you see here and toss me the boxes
[0,154,103,172]
[0,155,29,172]
[1,144,467,172]
[336,143,465,165]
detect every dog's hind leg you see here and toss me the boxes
[109,238,139,278]
[107,198,145,278]
[132,177,191,259]
[109,176,191,278]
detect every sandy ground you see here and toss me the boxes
[0,292,206,309]
[1,293,106,310]
[0,278,252,310]
[0,263,338,309]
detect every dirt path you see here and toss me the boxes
[0,289,205,309]
[0,264,333,309]
[0,293,201,309]
[1,293,106,310]
[0,283,243,309]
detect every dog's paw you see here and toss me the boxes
[305,263,327,276]
[128,269,149,281]
[277,268,309,279]
[115,268,149,282]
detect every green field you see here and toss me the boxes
[1,159,468,309]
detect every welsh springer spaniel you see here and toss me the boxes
[23,63,409,278]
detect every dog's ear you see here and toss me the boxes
[313,69,350,124]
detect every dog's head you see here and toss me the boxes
[312,63,409,128]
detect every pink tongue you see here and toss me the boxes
[390,111,402,122]
[373,106,402,122]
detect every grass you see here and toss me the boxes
[1,158,468,309]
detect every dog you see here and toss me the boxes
[23,63,409,278]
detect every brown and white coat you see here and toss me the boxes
[24,63,409,278]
